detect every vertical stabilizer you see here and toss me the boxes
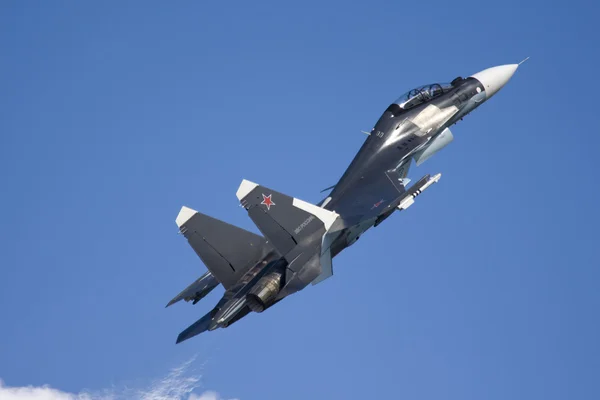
[176,206,272,289]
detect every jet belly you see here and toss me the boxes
[344,218,376,247]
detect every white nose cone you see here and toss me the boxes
[470,64,518,99]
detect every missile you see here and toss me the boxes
[397,173,442,211]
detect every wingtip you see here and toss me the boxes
[176,206,197,228]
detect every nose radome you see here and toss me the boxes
[470,64,518,99]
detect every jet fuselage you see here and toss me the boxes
[169,63,522,342]
[322,77,484,255]
[323,66,519,257]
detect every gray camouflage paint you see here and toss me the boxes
[171,72,506,343]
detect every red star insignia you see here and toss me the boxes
[371,199,384,209]
[261,193,275,210]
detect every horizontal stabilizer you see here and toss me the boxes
[176,206,272,289]
[166,270,219,307]
[176,311,215,344]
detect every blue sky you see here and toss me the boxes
[1,1,599,399]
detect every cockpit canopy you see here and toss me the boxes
[394,83,453,110]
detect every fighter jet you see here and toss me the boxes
[167,62,524,343]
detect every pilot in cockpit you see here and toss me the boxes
[395,83,453,111]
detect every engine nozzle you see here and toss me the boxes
[246,271,283,313]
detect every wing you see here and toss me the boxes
[330,159,411,224]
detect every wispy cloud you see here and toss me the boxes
[0,358,236,400]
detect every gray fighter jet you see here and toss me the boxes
[167,62,523,343]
